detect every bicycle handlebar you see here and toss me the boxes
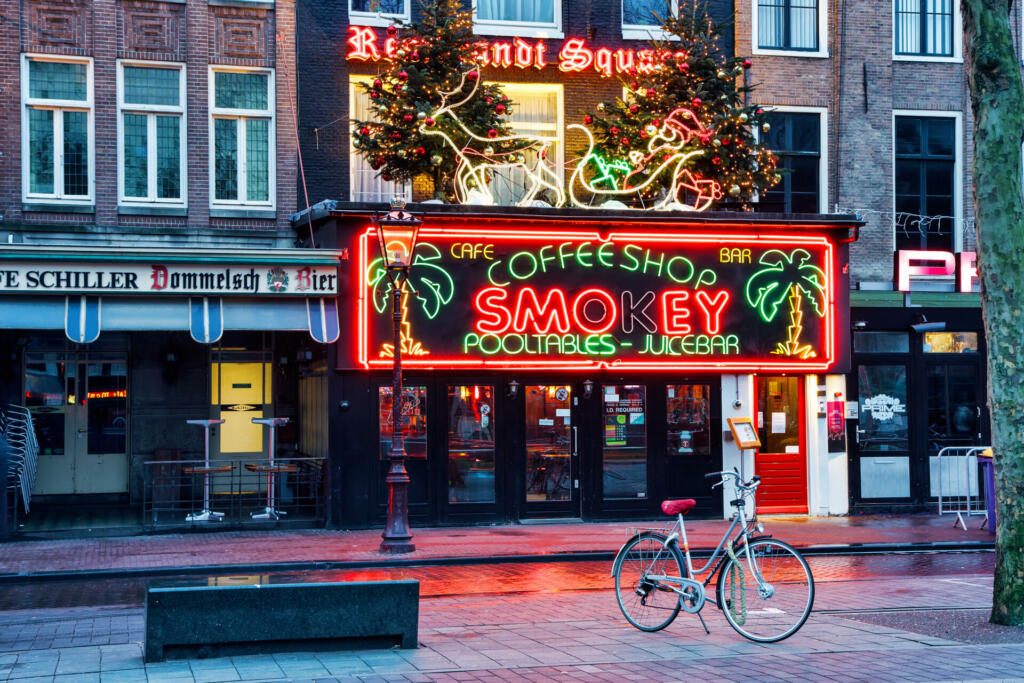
[704,470,761,490]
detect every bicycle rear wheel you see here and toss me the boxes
[613,531,685,632]
[717,538,814,642]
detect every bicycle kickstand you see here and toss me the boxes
[696,609,710,635]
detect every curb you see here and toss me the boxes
[0,540,994,584]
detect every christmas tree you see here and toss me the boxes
[351,0,514,201]
[573,0,778,210]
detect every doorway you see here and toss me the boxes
[755,376,808,513]
[523,384,580,517]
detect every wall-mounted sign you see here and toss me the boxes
[347,27,686,78]
[895,250,978,292]
[357,224,840,371]
[0,263,338,296]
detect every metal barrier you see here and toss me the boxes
[142,456,327,529]
[936,445,990,530]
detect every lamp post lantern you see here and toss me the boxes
[374,198,421,554]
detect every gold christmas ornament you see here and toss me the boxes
[431,154,443,166]
[717,70,727,79]
[417,111,426,120]
[739,113,748,122]
[729,185,741,197]
[484,146,494,155]
[762,122,771,132]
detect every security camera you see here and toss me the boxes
[733,399,743,409]
[911,321,946,333]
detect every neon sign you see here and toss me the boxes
[346,27,676,78]
[357,224,840,371]
[895,249,978,292]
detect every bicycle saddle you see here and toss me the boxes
[661,499,697,515]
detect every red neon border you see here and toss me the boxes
[357,225,837,372]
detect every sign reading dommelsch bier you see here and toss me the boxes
[356,224,842,372]
[0,263,338,296]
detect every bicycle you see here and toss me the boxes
[610,470,814,643]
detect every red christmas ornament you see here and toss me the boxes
[646,89,656,98]
[692,97,702,107]
[467,71,479,81]
[712,156,722,165]
[721,137,730,146]
[583,114,593,125]
[652,118,661,127]
[756,108,764,114]
[417,146,426,155]
[390,132,402,140]
[397,71,409,81]
[629,104,639,113]
[620,137,630,145]
[369,91,379,99]
[679,62,690,72]
[639,130,647,139]
[411,52,420,61]
[610,126,620,135]
[425,117,435,127]
[663,154,671,161]
[485,97,492,104]
[628,67,638,75]
[382,173,392,181]
[488,129,498,138]
[743,58,753,68]
[358,127,370,136]
[373,78,382,89]
[630,81,638,90]
[403,114,413,123]
[386,25,398,36]
[495,104,505,114]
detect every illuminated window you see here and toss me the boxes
[622,0,678,39]
[118,62,186,208]
[349,77,411,203]
[894,115,957,251]
[923,332,978,353]
[21,55,94,205]
[349,0,410,27]
[210,68,275,209]
[491,83,562,207]
[758,111,822,213]
[895,0,956,58]
[474,0,563,39]
[757,0,818,51]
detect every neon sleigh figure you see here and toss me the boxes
[420,71,566,207]
[568,108,724,211]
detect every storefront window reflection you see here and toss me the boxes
[447,385,495,504]
[666,385,711,456]
[923,332,978,353]
[378,386,427,459]
[525,385,571,502]
[86,361,127,455]
[603,384,647,499]
[857,365,909,452]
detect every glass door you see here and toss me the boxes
[601,384,648,501]
[755,376,807,513]
[26,353,75,495]
[851,363,912,502]
[445,384,497,508]
[662,383,718,514]
[524,384,578,516]
[76,359,129,494]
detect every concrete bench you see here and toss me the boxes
[145,579,419,662]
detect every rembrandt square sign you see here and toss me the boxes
[354,216,853,373]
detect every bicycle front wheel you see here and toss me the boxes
[717,538,814,642]
[613,531,685,632]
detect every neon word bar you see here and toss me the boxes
[896,250,978,292]
[346,27,681,78]
[86,390,127,399]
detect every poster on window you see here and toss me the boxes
[827,400,846,453]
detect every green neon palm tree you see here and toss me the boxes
[744,249,827,358]
[368,242,455,357]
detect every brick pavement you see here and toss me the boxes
[0,514,993,577]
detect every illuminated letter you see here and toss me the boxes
[621,244,641,271]
[475,287,513,334]
[534,41,548,69]
[514,38,534,68]
[636,49,656,74]
[695,290,730,335]
[642,249,665,276]
[597,242,614,267]
[508,251,538,280]
[487,259,510,287]
[473,41,491,67]
[667,256,694,283]
[557,242,574,268]
[514,288,571,334]
[621,290,657,334]
[346,26,380,61]
[492,42,513,68]
[384,37,398,59]
[594,48,613,77]
[958,251,978,293]
[897,250,955,291]
[573,288,618,334]
[613,49,635,75]
[538,245,556,272]
[575,242,594,267]
[558,38,593,73]
[661,290,692,335]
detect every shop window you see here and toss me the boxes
[894,115,957,251]
[525,385,572,503]
[757,111,822,213]
[118,62,186,208]
[378,386,428,459]
[349,0,410,27]
[854,331,910,353]
[602,384,647,499]
[349,77,411,203]
[622,0,678,39]
[666,385,711,457]
[895,0,956,58]
[474,0,563,38]
[210,68,275,209]
[857,364,911,499]
[22,55,93,205]
[756,0,819,51]
[923,331,978,353]
[447,385,496,504]
[491,83,562,207]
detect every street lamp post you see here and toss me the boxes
[374,199,421,554]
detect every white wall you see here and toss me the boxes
[720,374,755,518]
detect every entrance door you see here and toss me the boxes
[523,384,579,516]
[211,359,271,493]
[851,363,912,503]
[755,376,807,513]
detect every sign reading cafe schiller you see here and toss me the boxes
[0,263,338,296]
[357,224,841,372]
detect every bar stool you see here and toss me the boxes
[184,419,228,522]
[246,417,295,520]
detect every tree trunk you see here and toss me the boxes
[963,0,1024,626]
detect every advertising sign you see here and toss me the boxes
[357,224,840,371]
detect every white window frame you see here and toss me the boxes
[893,0,962,63]
[208,66,276,210]
[757,105,829,213]
[891,109,963,255]
[348,76,411,203]
[117,60,187,209]
[21,54,95,206]
[472,0,564,39]
[493,81,564,205]
[751,0,829,58]
[622,0,679,41]
[348,0,411,28]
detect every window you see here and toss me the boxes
[118,62,185,208]
[491,83,562,206]
[756,0,819,51]
[895,0,956,58]
[447,385,496,504]
[349,0,410,27]
[474,0,563,38]
[602,384,647,500]
[349,77,410,203]
[758,111,823,213]
[209,68,275,209]
[894,115,958,251]
[21,55,93,205]
[622,0,678,39]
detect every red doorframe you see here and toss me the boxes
[754,376,808,514]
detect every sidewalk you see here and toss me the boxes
[0,513,993,578]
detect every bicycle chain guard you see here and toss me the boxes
[676,577,706,614]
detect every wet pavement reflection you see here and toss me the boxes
[0,551,993,613]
